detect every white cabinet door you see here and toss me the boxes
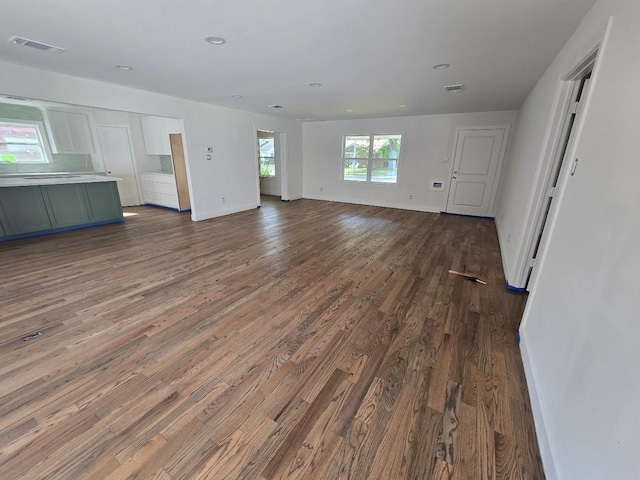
[140,116,165,155]
[47,110,75,153]
[47,110,95,154]
[67,113,95,153]
[140,116,183,155]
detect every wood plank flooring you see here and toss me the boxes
[0,196,545,479]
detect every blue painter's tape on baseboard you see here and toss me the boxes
[506,281,527,293]
[439,211,495,220]
[281,199,291,202]
[257,205,261,208]
[142,202,180,212]
[517,330,521,344]
[0,218,124,243]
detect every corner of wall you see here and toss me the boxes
[494,216,513,285]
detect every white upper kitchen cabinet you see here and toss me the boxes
[140,116,183,155]
[46,110,95,154]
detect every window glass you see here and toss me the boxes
[342,134,401,184]
[343,159,367,182]
[0,121,49,163]
[371,159,398,183]
[259,138,275,177]
[373,135,402,159]
[343,136,370,159]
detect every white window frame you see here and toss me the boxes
[0,118,52,164]
[341,133,402,184]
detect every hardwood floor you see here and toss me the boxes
[0,197,544,479]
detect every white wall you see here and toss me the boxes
[302,111,518,213]
[0,60,303,220]
[497,0,640,478]
[494,4,610,286]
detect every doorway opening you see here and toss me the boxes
[255,129,288,205]
[522,48,597,290]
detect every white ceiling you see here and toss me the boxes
[0,0,596,121]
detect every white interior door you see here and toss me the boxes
[97,125,141,206]
[445,127,509,217]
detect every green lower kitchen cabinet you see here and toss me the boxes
[0,185,52,236]
[41,184,91,228]
[83,182,123,223]
[0,180,123,241]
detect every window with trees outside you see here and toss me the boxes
[0,120,50,164]
[342,134,401,183]
[258,137,275,177]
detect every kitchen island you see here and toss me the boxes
[0,174,123,242]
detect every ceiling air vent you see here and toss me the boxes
[444,84,465,93]
[8,36,66,54]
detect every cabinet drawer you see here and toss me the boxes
[142,191,179,209]
[141,180,177,196]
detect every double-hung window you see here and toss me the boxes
[258,137,275,177]
[342,134,402,184]
[0,119,50,164]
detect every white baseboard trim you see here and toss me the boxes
[191,203,258,221]
[519,332,560,480]
[287,194,303,201]
[302,194,441,214]
[494,219,513,285]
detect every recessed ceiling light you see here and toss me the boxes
[346,109,353,112]
[309,83,322,87]
[114,64,133,70]
[398,104,407,108]
[268,104,284,109]
[205,36,226,45]
[433,63,450,69]
[231,94,242,99]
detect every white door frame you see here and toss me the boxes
[509,44,601,290]
[96,124,142,205]
[254,127,289,205]
[443,124,510,217]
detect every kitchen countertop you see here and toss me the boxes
[0,174,120,188]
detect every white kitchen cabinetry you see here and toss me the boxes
[46,110,95,154]
[139,172,179,210]
[140,116,183,155]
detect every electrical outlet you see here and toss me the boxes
[320,187,323,192]
[222,197,226,203]
[206,154,212,161]
[443,157,450,164]
[409,194,413,200]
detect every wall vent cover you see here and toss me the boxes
[444,84,465,92]
[8,36,66,54]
